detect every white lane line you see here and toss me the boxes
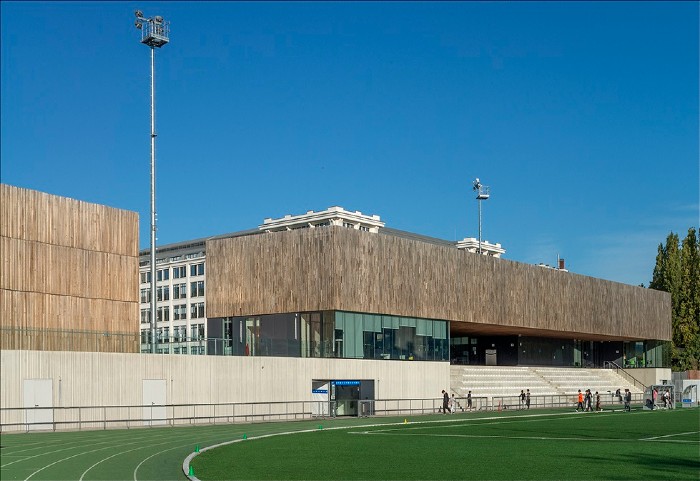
[24,445,117,481]
[20,431,178,480]
[351,432,634,442]
[180,410,607,479]
[79,439,174,481]
[640,431,700,441]
[2,441,115,468]
[1,429,181,464]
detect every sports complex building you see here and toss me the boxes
[0,184,672,429]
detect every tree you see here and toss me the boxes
[649,228,700,371]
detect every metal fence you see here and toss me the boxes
[492,392,645,411]
[0,394,646,433]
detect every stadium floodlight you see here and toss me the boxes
[134,11,170,354]
[472,178,490,254]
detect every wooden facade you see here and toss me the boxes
[0,184,139,352]
[206,227,671,342]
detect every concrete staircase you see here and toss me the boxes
[451,365,643,404]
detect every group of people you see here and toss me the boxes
[441,389,473,414]
[575,389,603,412]
[519,389,531,409]
[615,388,633,411]
[649,387,673,409]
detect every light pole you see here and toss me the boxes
[135,10,169,354]
[472,178,490,254]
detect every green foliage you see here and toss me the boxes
[650,228,700,371]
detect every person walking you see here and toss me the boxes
[526,389,531,410]
[520,390,526,410]
[586,389,593,412]
[451,394,457,414]
[595,391,601,412]
[442,390,449,414]
[576,389,584,412]
[467,391,472,411]
[624,388,631,412]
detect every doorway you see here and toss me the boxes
[23,379,53,431]
[313,379,375,416]
[143,379,166,426]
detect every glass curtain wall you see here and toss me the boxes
[622,340,670,368]
[335,312,449,361]
[215,311,449,361]
[449,336,668,368]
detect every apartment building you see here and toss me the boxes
[138,242,208,354]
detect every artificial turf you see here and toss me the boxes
[1,407,697,480]
[191,408,700,480]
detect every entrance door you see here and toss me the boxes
[485,349,497,366]
[334,383,360,416]
[23,379,53,431]
[143,379,166,426]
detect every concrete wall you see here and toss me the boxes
[1,349,449,410]
[633,368,673,387]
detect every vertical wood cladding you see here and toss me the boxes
[207,227,671,341]
[0,184,139,352]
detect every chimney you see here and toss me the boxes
[558,258,565,270]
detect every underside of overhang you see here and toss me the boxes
[449,320,651,342]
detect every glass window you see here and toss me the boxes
[173,266,186,279]
[156,286,170,302]
[157,268,169,281]
[173,283,187,299]
[140,289,151,304]
[190,281,204,298]
[190,302,205,319]
[173,304,186,321]
[190,263,204,277]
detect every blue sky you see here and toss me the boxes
[2,2,698,287]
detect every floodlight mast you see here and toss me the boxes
[135,10,169,354]
[472,178,490,254]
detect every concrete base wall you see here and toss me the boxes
[1,350,449,410]
[632,368,673,387]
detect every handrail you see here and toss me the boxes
[0,397,494,433]
[604,361,646,391]
[1,390,651,434]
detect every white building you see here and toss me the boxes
[455,237,506,257]
[260,206,384,233]
[139,239,209,354]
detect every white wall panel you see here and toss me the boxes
[1,350,449,413]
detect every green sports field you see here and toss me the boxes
[2,407,698,481]
[192,408,700,481]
